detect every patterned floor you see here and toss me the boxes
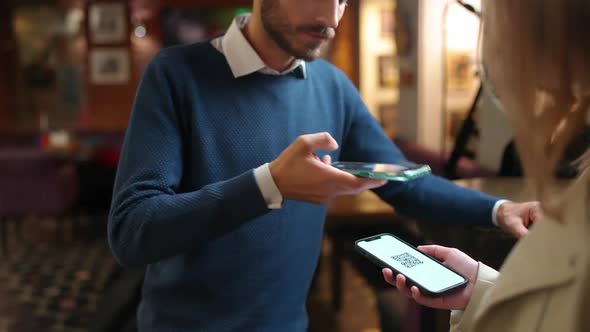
[0,216,431,332]
[0,217,119,332]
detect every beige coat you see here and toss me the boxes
[450,172,590,332]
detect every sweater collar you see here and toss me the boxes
[212,14,307,79]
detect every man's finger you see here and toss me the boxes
[511,222,529,238]
[528,202,543,225]
[355,178,388,190]
[297,132,338,154]
[323,165,384,187]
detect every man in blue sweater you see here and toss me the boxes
[108,0,541,331]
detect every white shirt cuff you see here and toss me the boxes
[491,199,509,226]
[254,163,284,209]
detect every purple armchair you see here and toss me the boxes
[0,148,78,255]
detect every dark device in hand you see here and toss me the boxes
[355,233,468,297]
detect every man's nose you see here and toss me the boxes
[315,0,342,29]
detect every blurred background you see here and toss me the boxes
[0,0,536,331]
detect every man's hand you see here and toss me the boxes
[382,245,478,310]
[269,132,387,204]
[496,201,543,238]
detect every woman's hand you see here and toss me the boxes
[382,245,478,310]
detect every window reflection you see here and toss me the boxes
[13,6,86,130]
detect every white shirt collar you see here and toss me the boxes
[211,14,306,79]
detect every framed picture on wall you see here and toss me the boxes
[89,2,127,44]
[377,55,399,89]
[446,51,476,91]
[90,48,130,84]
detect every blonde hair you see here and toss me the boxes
[482,0,590,216]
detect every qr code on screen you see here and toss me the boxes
[391,252,423,268]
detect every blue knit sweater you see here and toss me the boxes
[108,41,498,331]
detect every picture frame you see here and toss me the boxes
[446,51,476,92]
[90,48,130,84]
[377,55,399,89]
[88,2,127,44]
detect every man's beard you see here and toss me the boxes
[260,0,334,61]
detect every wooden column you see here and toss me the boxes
[330,1,360,87]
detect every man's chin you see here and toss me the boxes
[295,54,319,62]
[291,47,324,62]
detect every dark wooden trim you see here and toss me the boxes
[0,3,17,129]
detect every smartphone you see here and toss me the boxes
[331,161,431,181]
[355,233,468,297]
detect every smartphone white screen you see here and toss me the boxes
[357,235,465,293]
